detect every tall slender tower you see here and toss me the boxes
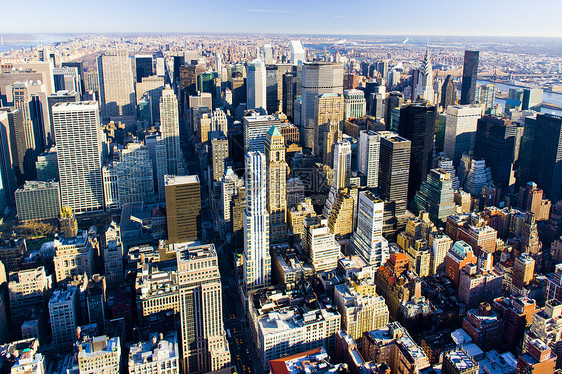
[160,86,183,176]
[97,50,136,123]
[460,51,479,105]
[52,102,103,213]
[246,61,267,112]
[323,140,352,218]
[265,126,288,243]
[359,130,380,189]
[177,243,231,374]
[243,152,271,293]
[414,48,435,103]
[314,93,344,157]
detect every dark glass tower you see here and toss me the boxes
[398,101,436,201]
[441,74,455,109]
[460,51,479,105]
[474,115,520,188]
[135,55,153,83]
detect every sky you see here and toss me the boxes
[2,0,562,37]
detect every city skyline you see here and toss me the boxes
[1,0,562,37]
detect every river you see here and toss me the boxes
[478,79,562,116]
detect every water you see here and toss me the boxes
[0,34,68,53]
[478,79,562,117]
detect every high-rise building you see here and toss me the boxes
[159,86,184,176]
[378,132,411,218]
[524,300,562,369]
[265,126,288,243]
[517,338,556,373]
[53,234,95,284]
[413,48,435,103]
[359,130,380,189]
[302,218,341,272]
[429,231,453,275]
[53,66,82,94]
[243,152,271,293]
[78,335,121,374]
[441,75,456,110]
[445,240,477,287]
[129,332,179,374]
[523,114,562,202]
[177,243,231,373]
[513,253,535,291]
[398,102,436,200]
[413,169,456,222]
[52,102,104,213]
[462,302,503,351]
[243,113,282,153]
[314,93,344,157]
[522,88,543,111]
[47,91,79,144]
[97,50,136,123]
[8,267,52,329]
[14,180,60,222]
[290,40,305,65]
[460,51,479,105]
[165,175,201,244]
[246,61,267,112]
[442,347,479,374]
[135,55,153,83]
[49,287,78,351]
[444,105,482,166]
[343,89,366,120]
[477,84,496,109]
[301,63,344,149]
[136,76,164,124]
[348,191,389,268]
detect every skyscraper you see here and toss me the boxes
[97,50,136,123]
[440,75,456,110]
[413,48,435,103]
[165,175,201,244]
[159,86,184,176]
[343,89,366,120]
[359,130,380,189]
[243,152,271,293]
[177,243,231,373]
[301,63,344,150]
[290,40,305,65]
[398,102,435,200]
[444,105,482,166]
[378,132,411,218]
[460,51,479,105]
[413,169,456,222]
[314,93,344,157]
[52,102,103,213]
[135,55,153,83]
[265,126,288,243]
[474,115,520,187]
[246,61,267,112]
[348,191,389,268]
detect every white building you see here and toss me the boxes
[244,152,271,293]
[52,101,104,213]
[159,86,184,176]
[78,335,121,374]
[246,61,267,112]
[53,234,95,284]
[302,219,341,272]
[128,332,179,374]
[97,50,136,123]
[343,89,366,120]
[359,130,380,189]
[444,105,482,166]
[348,191,389,268]
[290,40,305,65]
[243,113,282,153]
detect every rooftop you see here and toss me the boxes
[163,174,199,186]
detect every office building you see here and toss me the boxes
[164,175,201,243]
[136,76,164,124]
[8,267,52,328]
[545,263,562,302]
[14,180,60,222]
[97,50,136,123]
[290,40,305,65]
[334,283,389,342]
[53,66,81,95]
[177,243,231,373]
[463,158,494,197]
[429,231,453,275]
[246,61,267,112]
[302,219,341,272]
[444,105,482,167]
[343,89,366,120]
[265,126,288,243]
[53,234,95,284]
[348,191,389,268]
[461,51,479,105]
[46,91,79,143]
[378,132,411,217]
[248,286,340,370]
[413,169,455,222]
[359,130,380,189]
[513,253,535,291]
[445,240,477,287]
[441,75,456,110]
[243,113,282,153]
[128,332,179,374]
[160,86,184,176]
[413,48,435,103]
[35,148,58,181]
[525,300,562,369]
[522,88,543,111]
[314,93,344,157]
[77,335,121,374]
[462,302,503,351]
[52,102,103,213]
[458,261,503,309]
[442,347,479,374]
[244,152,271,292]
[49,287,78,351]
[301,63,344,149]
[135,55,153,82]
[517,338,556,373]
[398,102,436,200]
